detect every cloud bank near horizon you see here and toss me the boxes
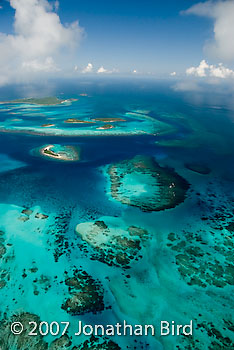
[183,0,234,62]
[186,60,234,79]
[0,0,83,86]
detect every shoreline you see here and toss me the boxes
[39,144,80,161]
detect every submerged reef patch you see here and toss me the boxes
[179,315,234,350]
[61,269,104,316]
[0,312,48,350]
[167,228,234,288]
[49,335,72,350]
[107,155,189,212]
[0,230,8,289]
[76,336,121,350]
[76,217,149,268]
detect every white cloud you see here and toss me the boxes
[209,63,234,78]
[82,63,93,73]
[97,66,108,74]
[133,69,138,74]
[97,66,118,74]
[22,57,60,72]
[0,0,83,86]
[170,71,177,76]
[186,60,209,77]
[186,60,234,79]
[183,1,234,61]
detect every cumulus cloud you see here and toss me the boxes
[82,63,93,73]
[186,60,209,77]
[0,0,83,86]
[183,1,234,61]
[97,66,118,74]
[186,60,234,78]
[97,66,108,74]
[170,71,177,76]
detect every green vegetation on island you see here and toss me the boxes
[93,117,126,122]
[1,97,78,106]
[64,118,94,124]
[37,144,80,161]
[43,148,59,157]
[8,97,63,105]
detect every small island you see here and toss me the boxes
[0,97,78,106]
[96,124,114,130]
[41,124,55,127]
[64,118,94,124]
[92,117,126,122]
[38,144,80,161]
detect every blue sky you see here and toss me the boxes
[0,0,234,85]
[0,0,211,74]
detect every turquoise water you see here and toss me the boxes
[0,80,233,349]
[0,96,174,137]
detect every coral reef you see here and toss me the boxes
[76,217,149,268]
[0,312,48,350]
[75,336,121,350]
[107,155,189,212]
[61,269,104,316]
[167,229,234,288]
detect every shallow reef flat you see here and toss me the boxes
[0,312,121,350]
[0,201,124,349]
[0,312,48,350]
[106,155,189,212]
[0,202,57,295]
[75,337,121,350]
[167,179,234,290]
[0,97,176,137]
[76,216,150,268]
[32,144,80,161]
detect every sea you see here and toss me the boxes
[0,78,233,350]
